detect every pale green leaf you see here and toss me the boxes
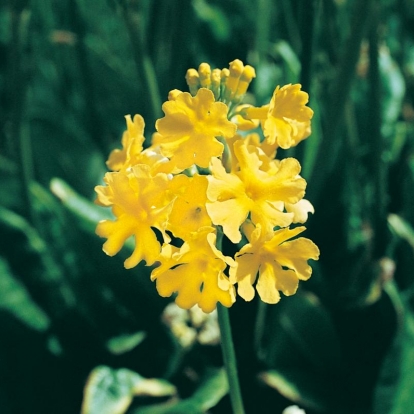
[81,366,176,414]
[0,256,50,331]
[388,213,414,250]
[133,368,228,414]
[106,331,147,355]
[258,369,327,412]
[50,178,112,234]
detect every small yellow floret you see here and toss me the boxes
[185,69,200,95]
[224,59,245,101]
[230,225,320,304]
[168,89,182,101]
[211,68,221,99]
[198,63,211,88]
[235,65,256,97]
[229,59,244,77]
[220,68,230,84]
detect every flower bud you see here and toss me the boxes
[185,68,200,95]
[198,63,211,88]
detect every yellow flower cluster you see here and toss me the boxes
[95,59,319,313]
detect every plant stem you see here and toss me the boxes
[217,304,245,414]
[368,1,389,259]
[120,1,162,126]
[9,6,35,225]
[254,300,267,358]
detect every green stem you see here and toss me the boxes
[10,6,35,225]
[254,299,267,358]
[252,0,272,64]
[120,1,162,126]
[368,1,389,258]
[217,304,245,414]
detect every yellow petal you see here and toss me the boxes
[206,198,250,243]
[285,199,314,224]
[276,238,320,280]
[230,252,259,301]
[256,262,281,304]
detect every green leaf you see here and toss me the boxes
[81,366,176,414]
[258,369,327,412]
[258,293,341,411]
[388,213,414,250]
[106,331,147,355]
[50,177,112,234]
[192,0,230,42]
[270,40,301,83]
[0,256,50,331]
[372,282,413,413]
[378,47,405,145]
[0,206,75,315]
[277,293,341,370]
[133,368,228,414]
[301,96,322,180]
[373,296,414,414]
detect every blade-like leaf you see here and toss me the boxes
[0,256,50,331]
[106,331,147,355]
[133,368,228,414]
[50,178,112,234]
[388,213,414,250]
[258,369,327,412]
[373,291,414,414]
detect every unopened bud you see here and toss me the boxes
[211,68,221,99]
[185,69,200,95]
[198,63,211,88]
[225,59,245,102]
[168,89,182,101]
[235,65,256,97]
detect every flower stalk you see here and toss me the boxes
[217,304,245,414]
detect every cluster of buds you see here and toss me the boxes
[95,59,319,313]
[185,60,256,108]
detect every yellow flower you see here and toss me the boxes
[155,88,237,169]
[95,165,172,268]
[230,223,320,304]
[167,174,212,240]
[151,227,236,313]
[206,139,306,243]
[95,59,319,311]
[106,114,145,171]
[242,84,313,149]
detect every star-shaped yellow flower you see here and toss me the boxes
[230,223,320,304]
[106,114,146,171]
[206,139,306,243]
[151,227,236,313]
[264,84,313,148]
[95,166,172,268]
[242,84,313,149]
[155,88,237,169]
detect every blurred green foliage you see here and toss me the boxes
[1,0,414,413]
